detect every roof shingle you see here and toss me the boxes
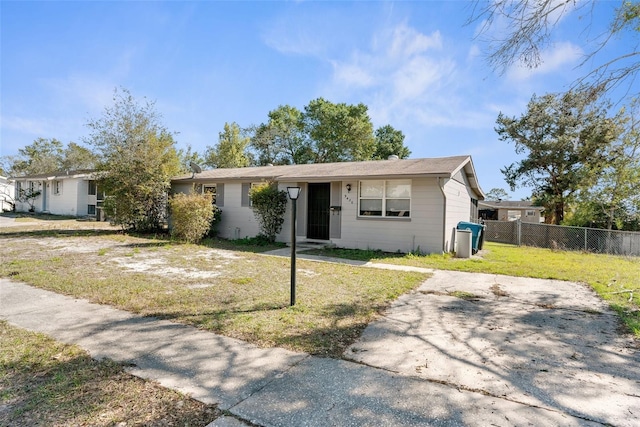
[173,156,472,182]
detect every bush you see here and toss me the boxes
[249,182,288,243]
[207,204,223,237]
[169,192,216,243]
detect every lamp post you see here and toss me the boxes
[287,186,301,306]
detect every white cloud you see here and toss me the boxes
[321,20,479,133]
[330,60,375,88]
[392,56,455,102]
[261,12,330,57]
[1,115,52,136]
[388,23,442,58]
[506,41,583,81]
[263,28,326,57]
[328,21,450,102]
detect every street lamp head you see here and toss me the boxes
[287,186,301,200]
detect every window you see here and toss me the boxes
[203,184,217,204]
[88,180,97,196]
[16,181,22,193]
[29,181,36,192]
[242,182,261,207]
[507,210,521,221]
[359,180,411,217]
[53,180,62,195]
[87,204,96,215]
[470,198,478,220]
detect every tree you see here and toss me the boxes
[250,105,311,165]
[2,138,63,176]
[1,138,97,177]
[176,144,205,174]
[372,125,411,160]
[16,185,42,212]
[301,98,376,163]
[60,142,97,171]
[570,99,640,229]
[249,182,288,243]
[470,0,640,102]
[496,89,620,224]
[485,188,510,201]
[204,122,252,168]
[85,88,182,232]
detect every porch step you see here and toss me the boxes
[292,240,332,250]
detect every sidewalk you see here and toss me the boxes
[1,278,602,426]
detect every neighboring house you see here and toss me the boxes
[0,176,15,212]
[171,156,485,254]
[479,200,544,223]
[11,170,105,218]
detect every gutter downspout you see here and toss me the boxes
[437,177,447,253]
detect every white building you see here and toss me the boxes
[172,156,485,254]
[11,170,103,218]
[0,176,15,212]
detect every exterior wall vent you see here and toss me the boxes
[388,155,399,160]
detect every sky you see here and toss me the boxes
[0,1,633,199]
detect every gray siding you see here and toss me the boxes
[333,177,444,253]
[219,182,259,239]
[170,174,478,254]
[443,176,473,252]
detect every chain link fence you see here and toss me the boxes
[483,220,640,256]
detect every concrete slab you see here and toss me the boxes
[230,356,600,426]
[0,279,308,410]
[206,416,252,427]
[345,270,640,427]
[0,215,20,228]
[2,268,637,426]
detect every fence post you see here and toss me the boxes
[584,228,588,251]
[517,219,522,246]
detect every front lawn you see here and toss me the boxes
[0,321,220,426]
[0,231,428,357]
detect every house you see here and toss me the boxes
[479,200,544,223]
[11,170,105,218]
[171,156,485,254]
[0,176,15,212]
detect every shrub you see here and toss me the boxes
[207,204,223,237]
[249,182,288,243]
[169,192,216,243]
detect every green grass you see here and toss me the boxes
[0,321,220,426]
[309,242,640,336]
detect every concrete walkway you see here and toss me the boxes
[2,272,630,426]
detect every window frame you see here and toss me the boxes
[88,180,97,196]
[202,184,217,204]
[53,180,62,195]
[242,182,262,207]
[87,204,96,215]
[358,179,411,218]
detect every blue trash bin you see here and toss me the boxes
[456,221,485,253]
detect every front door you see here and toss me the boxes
[307,183,330,240]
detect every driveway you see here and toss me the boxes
[345,270,640,426]
[0,214,20,227]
